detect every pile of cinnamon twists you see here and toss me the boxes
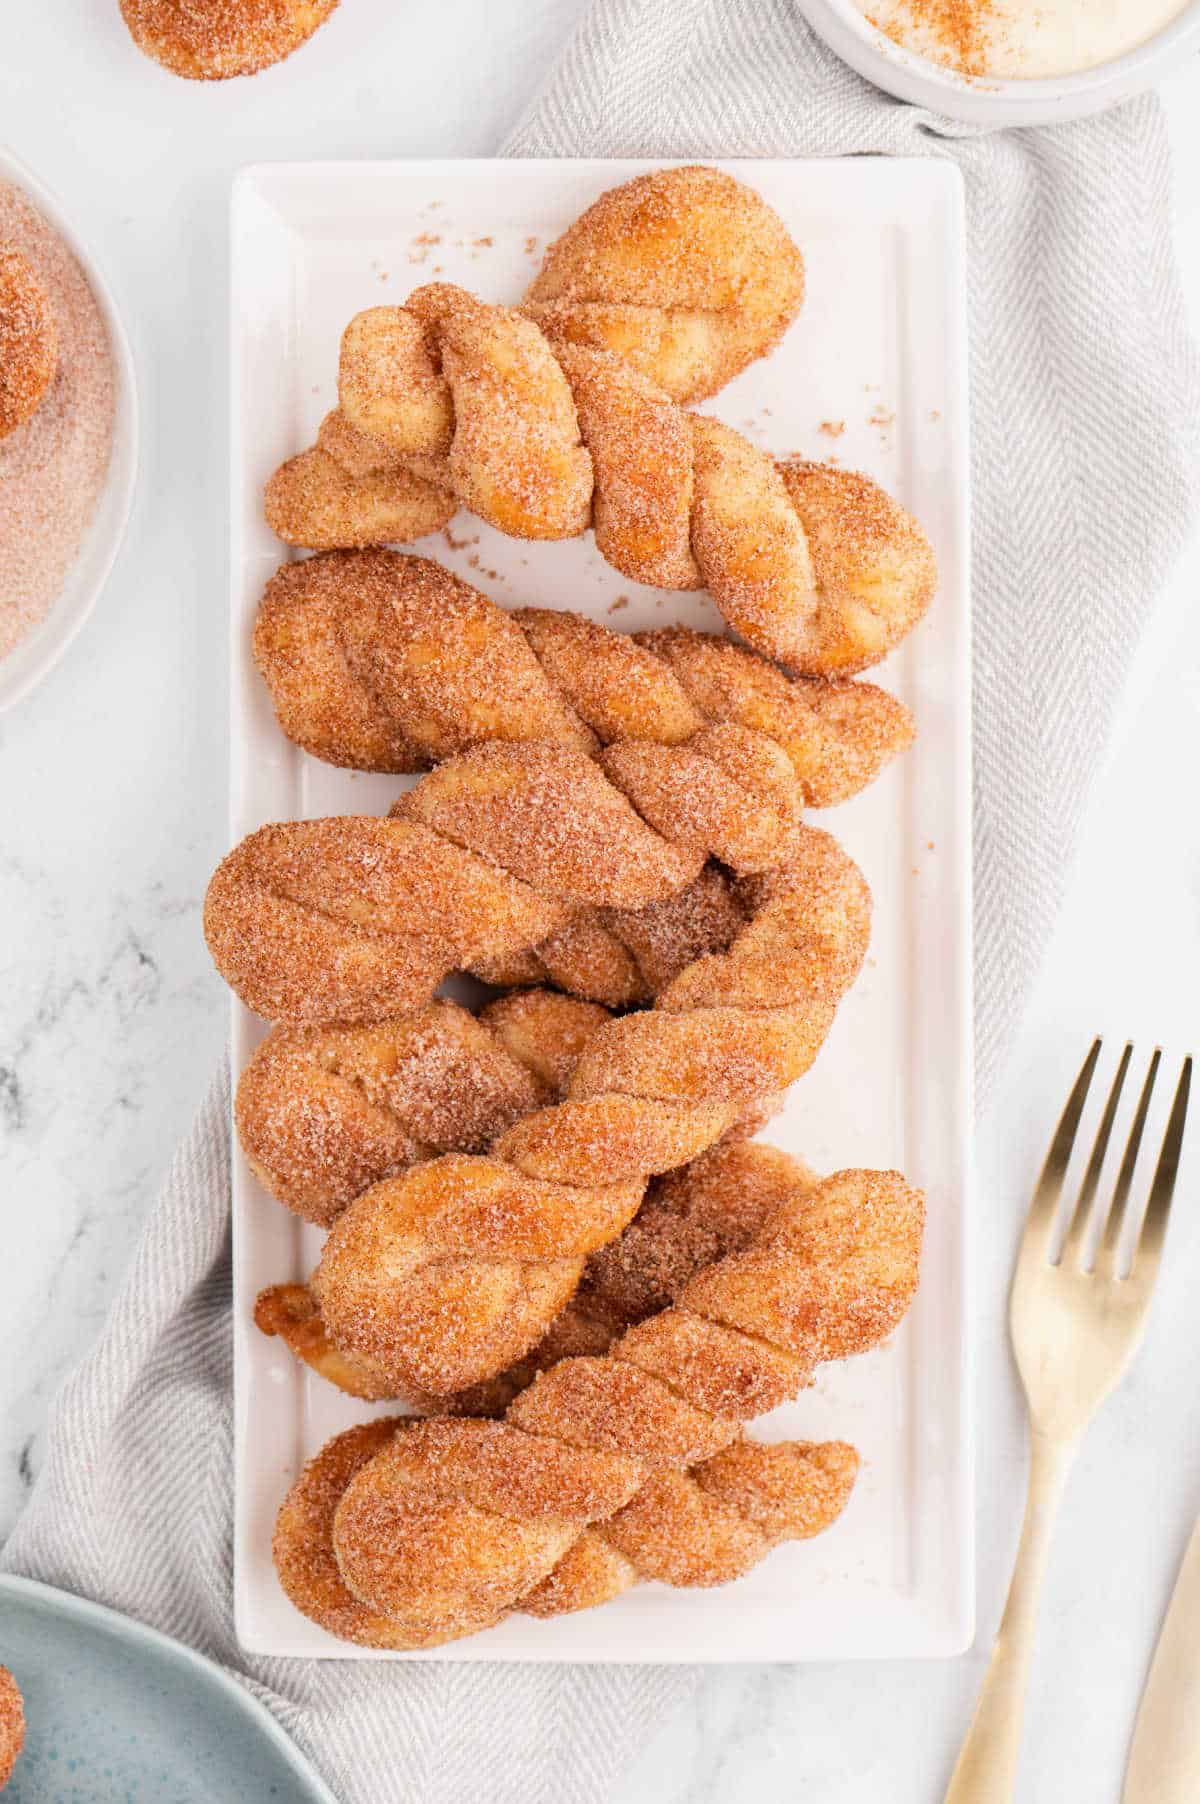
[205,166,932,1650]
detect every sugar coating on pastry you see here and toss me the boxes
[0,247,57,439]
[118,0,339,79]
[318,1170,922,1644]
[264,446,455,552]
[273,1418,471,1647]
[525,164,806,403]
[777,460,939,675]
[249,550,915,815]
[236,990,613,1226]
[252,1138,813,1410]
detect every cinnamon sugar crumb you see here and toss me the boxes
[818,420,845,439]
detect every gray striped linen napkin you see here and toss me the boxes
[3,4,1198,1802]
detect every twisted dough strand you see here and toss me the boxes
[257,1137,811,1408]
[302,822,867,1396]
[208,707,870,1394]
[237,989,610,1227]
[523,1436,858,1619]
[319,1167,921,1646]
[521,164,806,404]
[206,740,744,1025]
[264,165,932,673]
[250,548,909,1006]
[208,607,871,1020]
[253,549,915,800]
[274,296,936,674]
[275,1417,857,1648]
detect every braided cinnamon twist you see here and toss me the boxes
[263,166,934,675]
[275,1416,858,1647]
[522,164,805,404]
[278,1166,922,1646]
[257,1137,811,1408]
[252,549,915,796]
[206,596,871,1014]
[264,162,803,562]
[213,818,868,1395]
[238,989,612,1227]
[251,547,908,1006]
[270,309,936,676]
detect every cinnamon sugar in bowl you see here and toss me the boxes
[0,150,137,711]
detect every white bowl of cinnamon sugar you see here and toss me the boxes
[0,147,138,711]
[799,0,1200,125]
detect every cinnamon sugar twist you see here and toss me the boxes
[253,549,915,796]
[209,812,868,1394]
[252,547,909,1007]
[264,165,934,674]
[264,163,803,562]
[271,307,936,675]
[238,989,611,1227]
[275,1416,858,1647]
[284,1166,922,1647]
[257,1136,809,1408]
[206,606,869,1017]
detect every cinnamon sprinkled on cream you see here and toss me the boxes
[861,0,1190,79]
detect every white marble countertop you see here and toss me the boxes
[2,9,1199,1800]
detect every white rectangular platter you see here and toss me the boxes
[229,158,972,1661]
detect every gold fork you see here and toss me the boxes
[945,1039,1193,1804]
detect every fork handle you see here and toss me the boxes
[944,1429,1076,1804]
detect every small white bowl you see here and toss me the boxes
[798,0,1200,126]
[0,147,139,712]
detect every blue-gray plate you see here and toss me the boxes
[0,1573,337,1803]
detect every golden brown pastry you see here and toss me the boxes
[256,1139,813,1407]
[263,442,455,552]
[0,248,57,439]
[204,632,862,1018]
[118,0,338,80]
[301,825,868,1397]
[207,778,869,1394]
[237,989,611,1226]
[260,165,933,674]
[523,165,805,403]
[286,284,935,673]
[274,1417,857,1646]
[524,1437,859,1617]
[275,1165,922,1646]
[251,550,915,797]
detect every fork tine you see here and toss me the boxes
[1097,1050,1161,1273]
[1025,1038,1102,1249]
[1127,1056,1193,1276]
[1059,1042,1133,1268]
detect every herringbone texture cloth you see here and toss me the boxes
[3,5,1196,1802]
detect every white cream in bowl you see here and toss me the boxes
[853,0,1194,79]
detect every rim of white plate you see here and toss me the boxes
[797,0,1200,127]
[0,144,140,713]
